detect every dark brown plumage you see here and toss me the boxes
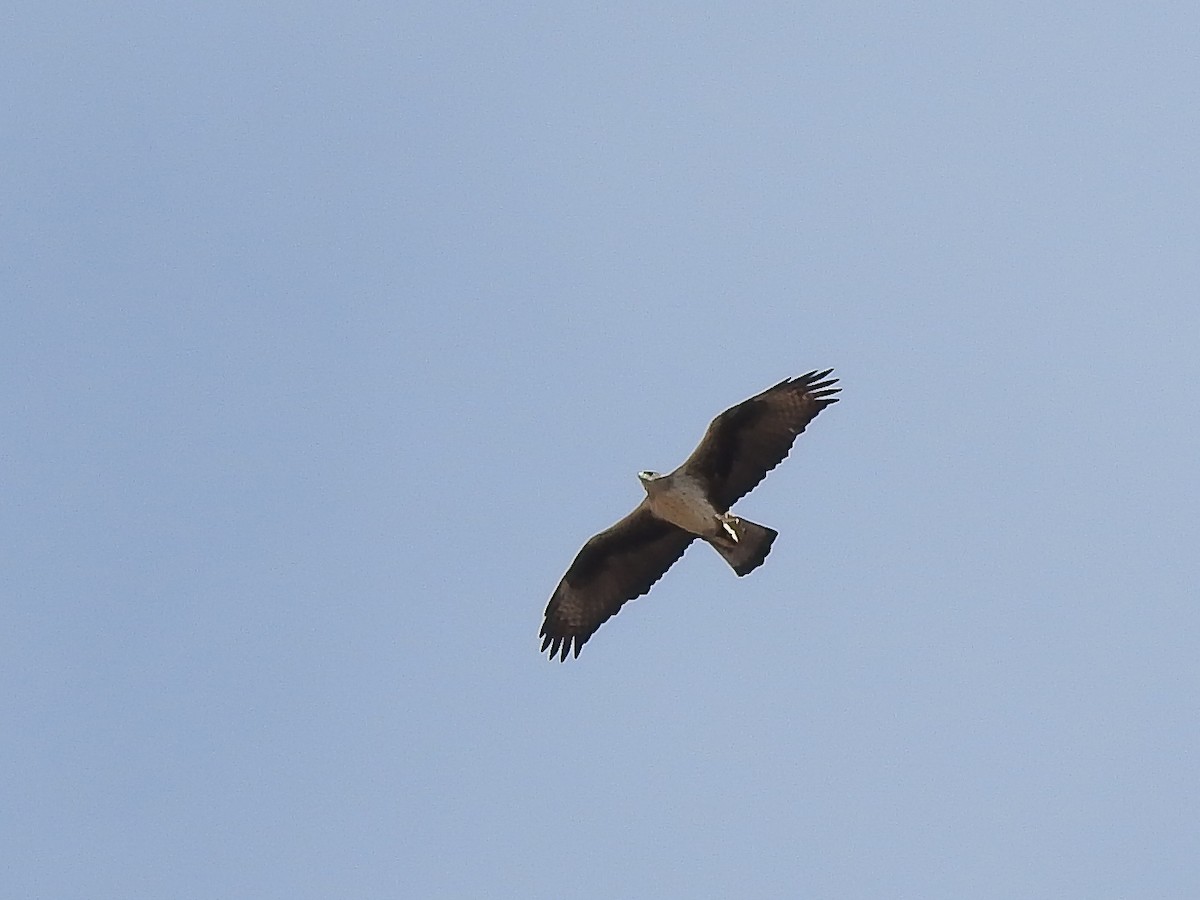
[539,503,694,661]
[683,370,841,511]
[539,369,840,661]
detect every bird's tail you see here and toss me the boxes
[708,517,778,577]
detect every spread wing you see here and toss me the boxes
[540,500,695,661]
[680,369,840,511]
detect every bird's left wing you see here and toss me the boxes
[540,500,695,661]
[681,369,840,511]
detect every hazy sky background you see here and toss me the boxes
[4,2,1198,897]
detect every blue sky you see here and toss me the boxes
[4,2,1198,897]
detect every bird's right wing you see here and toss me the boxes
[540,500,695,661]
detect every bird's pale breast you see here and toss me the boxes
[647,474,718,536]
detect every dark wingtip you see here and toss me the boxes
[792,368,838,391]
[796,368,840,407]
[538,630,591,662]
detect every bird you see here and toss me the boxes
[539,369,840,660]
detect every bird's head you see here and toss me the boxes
[637,470,663,487]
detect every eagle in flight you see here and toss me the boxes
[539,369,840,660]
